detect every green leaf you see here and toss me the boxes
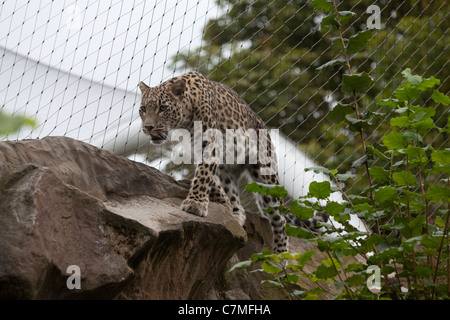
[381,265,396,274]
[330,36,348,49]
[394,107,409,114]
[316,59,346,72]
[431,149,450,174]
[369,247,403,265]
[435,216,446,228]
[320,14,340,30]
[401,68,423,86]
[280,252,301,260]
[335,173,356,181]
[345,114,371,132]
[415,265,433,277]
[378,98,399,108]
[408,216,426,238]
[410,105,436,121]
[347,29,372,54]
[411,118,436,134]
[348,195,371,204]
[305,166,332,175]
[431,90,450,106]
[262,260,282,274]
[298,250,315,266]
[395,83,421,102]
[290,201,315,220]
[286,225,314,239]
[367,144,389,161]
[342,72,374,94]
[351,155,367,168]
[327,103,354,123]
[392,171,417,186]
[338,11,356,19]
[421,235,442,248]
[251,248,277,262]
[417,76,440,90]
[403,145,427,167]
[353,202,374,215]
[390,115,410,128]
[280,273,299,284]
[369,166,390,183]
[374,186,397,202]
[309,181,331,199]
[365,233,386,246]
[246,182,288,198]
[325,201,346,216]
[431,149,450,166]
[323,257,341,269]
[229,260,253,272]
[346,274,366,287]
[315,258,340,279]
[382,217,408,232]
[312,0,334,12]
[382,132,406,150]
[402,130,423,144]
[364,210,387,222]
[315,264,337,280]
[426,186,450,202]
[0,111,36,136]
[304,290,322,300]
[345,262,364,272]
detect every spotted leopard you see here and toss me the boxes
[138,71,326,253]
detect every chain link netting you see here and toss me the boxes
[0,0,448,198]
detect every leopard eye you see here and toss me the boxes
[159,105,168,112]
[140,105,146,113]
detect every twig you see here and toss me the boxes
[331,0,374,191]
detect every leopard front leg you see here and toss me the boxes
[181,163,216,217]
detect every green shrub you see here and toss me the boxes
[231,0,449,300]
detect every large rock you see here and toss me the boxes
[0,136,246,299]
[0,136,344,300]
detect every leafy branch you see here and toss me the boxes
[0,109,36,137]
[316,0,374,191]
[230,1,450,300]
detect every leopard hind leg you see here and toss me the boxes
[248,165,288,253]
[213,164,246,227]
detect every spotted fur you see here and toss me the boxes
[139,71,327,253]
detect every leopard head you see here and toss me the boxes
[138,79,188,145]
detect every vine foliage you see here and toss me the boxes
[231,0,449,300]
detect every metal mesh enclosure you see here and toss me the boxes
[0,0,448,198]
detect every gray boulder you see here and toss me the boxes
[0,136,341,299]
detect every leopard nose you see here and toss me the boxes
[145,126,154,132]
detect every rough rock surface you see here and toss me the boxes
[0,136,340,299]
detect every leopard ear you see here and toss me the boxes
[171,79,186,97]
[139,81,149,92]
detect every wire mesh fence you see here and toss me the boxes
[0,0,448,201]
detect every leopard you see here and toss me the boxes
[138,71,327,253]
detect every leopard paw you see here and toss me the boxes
[181,198,208,217]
